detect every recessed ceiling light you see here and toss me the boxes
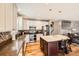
[49,9,52,11]
[58,11,62,13]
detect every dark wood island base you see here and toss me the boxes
[40,37,59,56]
[40,35,69,56]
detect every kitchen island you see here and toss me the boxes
[40,35,69,56]
[0,35,26,56]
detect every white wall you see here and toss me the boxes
[52,20,61,35]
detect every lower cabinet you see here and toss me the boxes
[40,37,59,56]
[18,41,26,56]
[18,47,23,56]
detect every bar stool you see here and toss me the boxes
[60,39,72,55]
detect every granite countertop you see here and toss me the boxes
[0,35,26,56]
[41,35,70,42]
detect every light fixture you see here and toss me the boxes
[49,9,52,11]
[58,11,62,13]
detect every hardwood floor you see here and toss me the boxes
[25,41,44,56]
[25,41,79,56]
[66,43,79,56]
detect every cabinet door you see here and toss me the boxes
[5,4,17,31]
[0,4,5,32]
[48,42,59,56]
[5,4,13,31]
[12,4,17,30]
[0,4,17,32]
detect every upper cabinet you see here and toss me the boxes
[12,4,17,31]
[17,16,23,30]
[0,4,6,32]
[0,3,17,32]
[5,4,13,31]
[5,4,17,31]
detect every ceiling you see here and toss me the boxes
[16,3,79,21]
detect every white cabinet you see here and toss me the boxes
[5,4,17,31]
[17,16,23,30]
[5,4,13,31]
[0,4,6,32]
[0,3,17,32]
[12,4,17,31]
